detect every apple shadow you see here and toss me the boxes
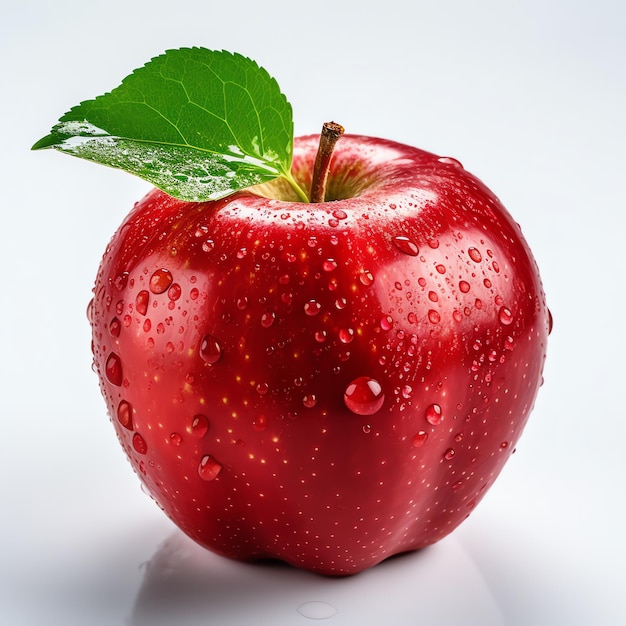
[128,530,504,626]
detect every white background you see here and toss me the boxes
[2,1,625,624]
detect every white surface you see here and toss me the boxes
[2,1,625,624]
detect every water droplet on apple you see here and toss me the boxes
[168,283,182,301]
[323,258,338,272]
[335,297,347,310]
[380,315,393,331]
[315,330,327,343]
[304,300,322,316]
[468,247,482,263]
[202,239,215,252]
[189,414,209,438]
[303,394,317,408]
[459,280,470,293]
[443,447,456,460]
[149,268,173,294]
[425,403,442,425]
[436,264,446,274]
[199,335,222,364]
[401,385,413,399]
[133,433,148,455]
[261,311,276,328]
[105,352,123,386]
[499,306,513,325]
[344,377,385,415]
[548,308,554,335]
[392,235,419,256]
[428,309,441,324]
[117,400,133,430]
[338,328,354,343]
[412,431,428,447]
[198,455,222,481]
[136,290,149,316]
[169,432,182,446]
[437,156,463,168]
[359,270,374,286]
[109,317,121,337]
[297,600,338,620]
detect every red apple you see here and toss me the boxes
[89,133,549,575]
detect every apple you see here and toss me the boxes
[88,132,549,575]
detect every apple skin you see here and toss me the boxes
[89,134,549,575]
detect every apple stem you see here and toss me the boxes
[310,122,344,203]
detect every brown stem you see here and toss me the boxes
[309,121,344,203]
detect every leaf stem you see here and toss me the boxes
[310,122,344,203]
[281,170,311,203]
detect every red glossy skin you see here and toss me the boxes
[90,135,549,575]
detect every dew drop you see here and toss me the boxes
[199,335,222,364]
[344,377,385,415]
[133,433,148,455]
[149,268,173,294]
[412,431,428,447]
[117,400,133,430]
[468,247,482,263]
[443,447,456,460]
[105,353,123,386]
[169,432,182,446]
[459,280,471,293]
[202,239,215,252]
[304,300,322,316]
[435,264,446,274]
[198,455,222,481]
[499,306,514,325]
[332,208,348,221]
[401,385,413,399]
[335,297,347,310]
[189,414,209,438]
[425,403,442,425]
[392,235,419,256]
[323,259,338,272]
[303,394,317,408]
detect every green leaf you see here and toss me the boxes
[32,48,300,201]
